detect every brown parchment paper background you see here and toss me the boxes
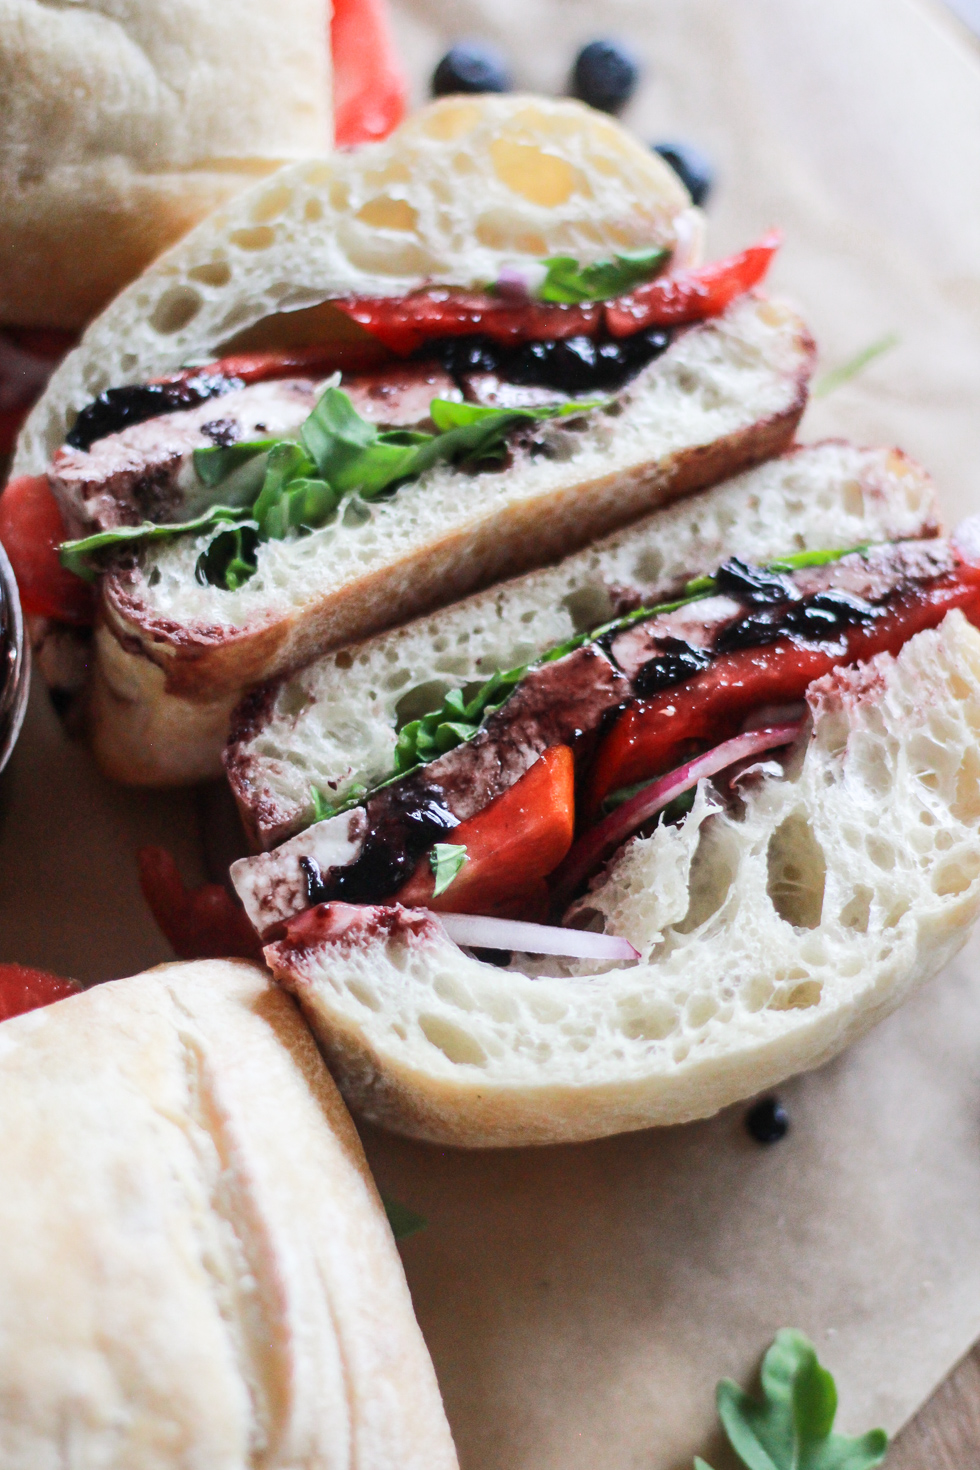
[1,1,980,1465]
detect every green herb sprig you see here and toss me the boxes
[59,504,253,583]
[695,1329,887,1470]
[538,246,670,304]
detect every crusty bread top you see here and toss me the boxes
[0,960,458,1468]
[228,440,939,848]
[14,93,697,470]
[268,611,980,1147]
[0,0,333,330]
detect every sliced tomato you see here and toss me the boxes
[332,0,408,146]
[332,292,600,357]
[0,474,95,623]
[396,745,576,917]
[585,566,980,819]
[604,231,782,336]
[138,847,264,963]
[0,963,80,1022]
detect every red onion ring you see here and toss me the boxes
[436,912,639,962]
[550,721,804,910]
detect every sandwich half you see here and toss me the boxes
[0,959,458,1468]
[7,94,814,785]
[226,443,980,1147]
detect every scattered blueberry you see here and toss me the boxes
[432,42,513,97]
[652,141,715,208]
[571,39,641,114]
[746,1096,789,1144]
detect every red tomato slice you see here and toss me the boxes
[332,0,408,146]
[585,565,980,819]
[0,963,79,1022]
[604,231,782,336]
[138,847,264,963]
[0,474,95,623]
[396,744,576,917]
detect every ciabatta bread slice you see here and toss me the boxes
[89,291,814,784]
[0,960,458,1466]
[227,441,939,849]
[263,610,980,1147]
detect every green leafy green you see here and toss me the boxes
[194,522,259,591]
[192,437,279,487]
[382,1195,427,1241]
[430,843,467,896]
[696,1330,888,1470]
[61,385,603,593]
[393,668,526,776]
[59,503,251,582]
[538,246,670,304]
[812,333,899,399]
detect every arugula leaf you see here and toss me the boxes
[538,246,670,304]
[192,437,279,487]
[710,1330,888,1470]
[194,522,259,591]
[381,1195,427,1241]
[430,843,467,896]
[58,503,251,582]
[392,667,526,776]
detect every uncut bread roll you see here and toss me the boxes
[226,441,940,849]
[0,960,457,1467]
[12,94,812,786]
[0,0,333,331]
[263,610,980,1147]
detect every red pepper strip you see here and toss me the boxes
[332,292,601,357]
[585,565,980,821]
[332,0,408,146]
[158,339,387,391]
[0,474,95,623]
[395,744,576,918]
[604,231,782,336]
[0,962,80,1022]
[138,847,264,963]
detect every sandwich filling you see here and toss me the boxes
[231,535,980,941]
[9,235,778,618]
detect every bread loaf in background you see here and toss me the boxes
[0,960,458,1468]
[0,0,333,331]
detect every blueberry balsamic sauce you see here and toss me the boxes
[746,1096,790,1144]
[431,328,673,398]
[302,789,459,906]
[66,373,244,451]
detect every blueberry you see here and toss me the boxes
[745,1096,789,1144]
[432,42,512,97]
[571,39,641,114]
[653,141,714,208]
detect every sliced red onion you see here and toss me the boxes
[436,912,639,962]
[550,721,804,908]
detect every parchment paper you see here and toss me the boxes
[1,1,980,1464]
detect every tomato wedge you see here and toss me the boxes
[0,963,79,1022]
[395,745,576,917]
[332,0,408,146]
[138,847,264,963]
[604,231,782,336]
[585,566,980,820]
[0,474,95,623]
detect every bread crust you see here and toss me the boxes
[0,0,333,329]
[0,960,458,1466]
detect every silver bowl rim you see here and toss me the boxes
[0,539,30,775]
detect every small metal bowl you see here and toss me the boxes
[0,541,29,774]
